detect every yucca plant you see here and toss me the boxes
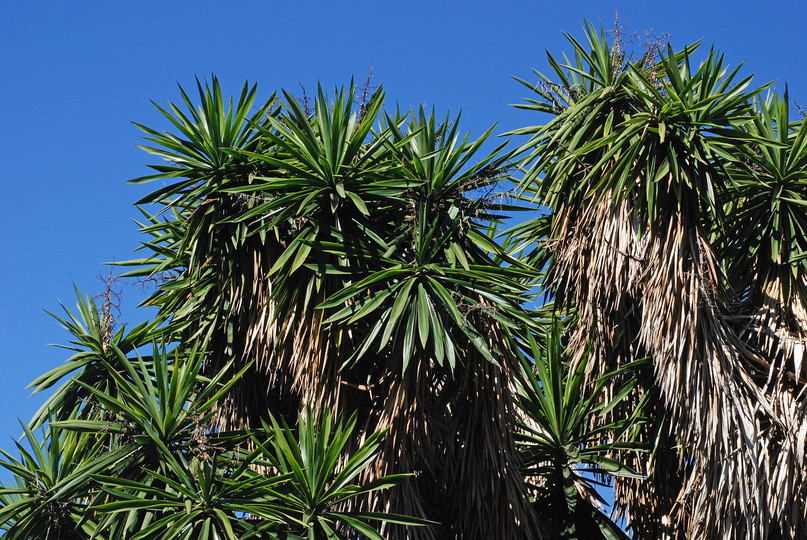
[91,452,294,540]
[14,34,803,537]
[120,77,288,432]
[90,409,419,540]
[1,292,415,540]
[0,420,133,539]
[122,79,543,539]
[725,91,807,366]
[254,409,428,540]
[315,107,539,539]
[513,21,807,539]
[514,322,648,540]
[26,289,163,429]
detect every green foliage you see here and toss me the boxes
[4,19,806,539]
[0,422,130,539]
[318,107,531,371]
[515,323,646,540]
[1,295,419,539]
[255,410,431,540]
[724,91,807,298]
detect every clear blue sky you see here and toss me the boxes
[1,0,805,457]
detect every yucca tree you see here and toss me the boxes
[122,78,286,430]
[317,108,540,538]
[1,293,415,540]
[123,79,542,538]
[89,407,416,540]
[0,420,130,539]
[513,22,807,539]
[514,321,647,540]
[724,91,807,372]
[255,409,428,540]
[718,91,807,540]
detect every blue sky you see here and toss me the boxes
[1,0,806,464]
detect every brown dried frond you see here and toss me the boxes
[444,318,539,539]
[364,352,447,540]
[612,402,685,539]
[546,187,646,374]
[362,310,539,540]
[208,240,301,433]
[543,183,691,536]
[740,274,807,385]
[634,194,806,538]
